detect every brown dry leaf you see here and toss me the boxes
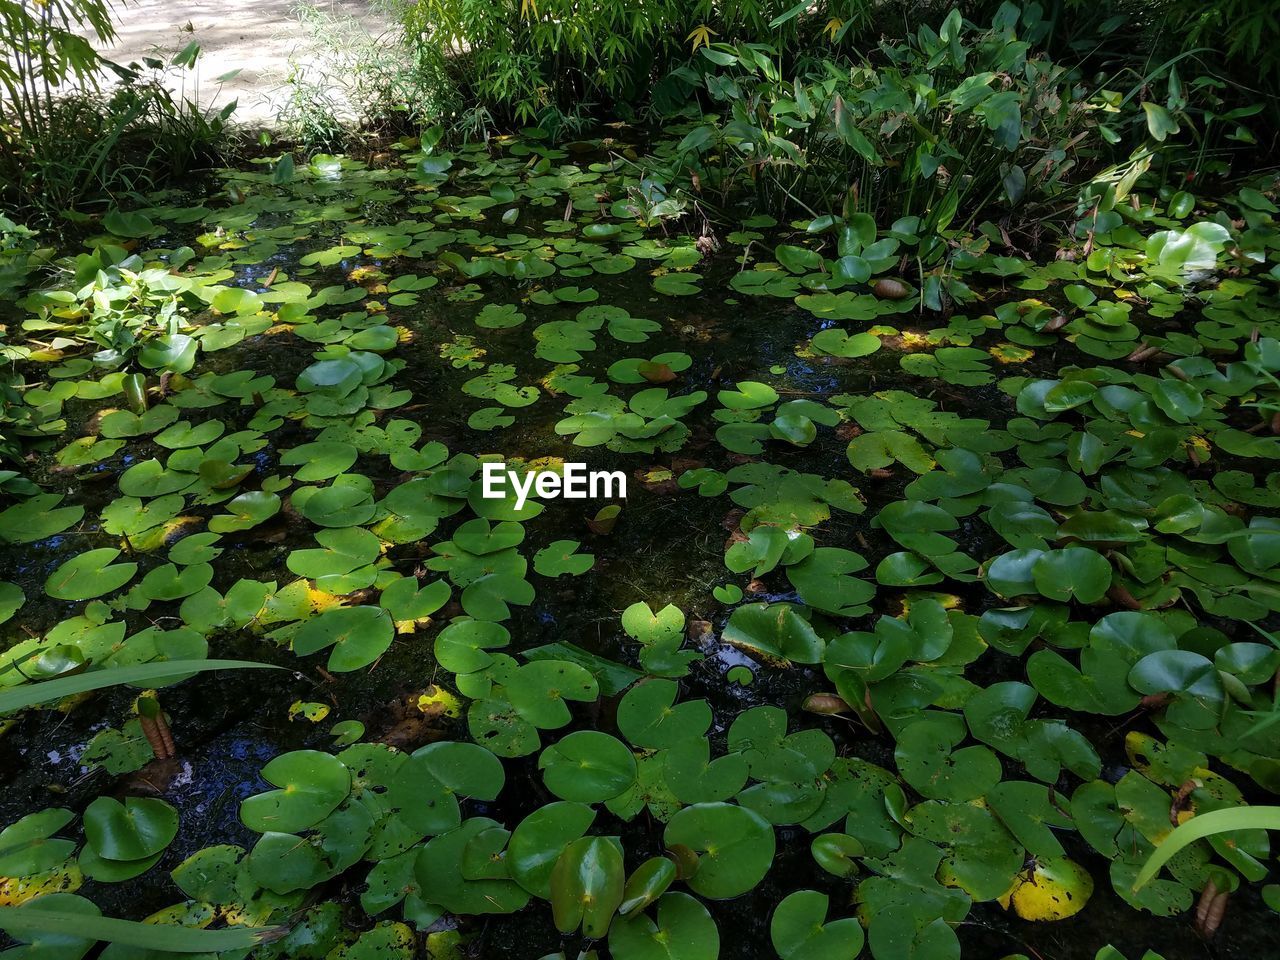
[638,361,676,384]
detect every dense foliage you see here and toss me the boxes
[1,124,1279,957]
[386,0,1280,138]
[0,0,235,221]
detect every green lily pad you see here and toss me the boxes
[293,482,377,528]
[811,328,881,358]
[45,548,138,601]
[771,889,865,960]
[476,303,527,329]
[895,715,1002,802]
[652,272,702,296]
[533,540,595,577]
[617,680,711,749]
[539,731,637,803]
[719,381,779,410]
[379,576,450,623]
[508,801,597,900]
[294,606,395,672]
[0,808,76,876]
[280,442,359,481]
[461,573,535,620]
[83,796,178,862]
[1129,649,1224,729]
[414,818,531,915]
[550,835,625,938]
[618,856,677,918]
[622,602,685,644]
[663,802,775,899]
[0,581,24,625]
[610,892,718,960]
[722,602,824,664]
[484,662,595,733]
[287,527,382,588]
[208,490,281,532]
[247,830,332,895]
[713,584,744,604]
[1031,547,1113,603]
[240,750,352,833]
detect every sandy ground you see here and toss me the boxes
[86,0,391,125]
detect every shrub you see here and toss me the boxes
[275,0,459,150]
[389,0,894,125]
[672,6,1105,228]
[0,24,237,223]
[662,4,1262,233]
[0,0,115,145]
[0,215,46,300]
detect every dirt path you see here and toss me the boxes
[89,0,390,126]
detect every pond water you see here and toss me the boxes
[2,137,1279,960]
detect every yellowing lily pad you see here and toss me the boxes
[999,856,1094,921]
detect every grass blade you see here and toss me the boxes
[1133,805,1280,890]
[0,905,285,952]
[0,660,283,713]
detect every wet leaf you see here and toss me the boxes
[663,803,775,899]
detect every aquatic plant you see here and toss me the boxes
[0,124,1277,960]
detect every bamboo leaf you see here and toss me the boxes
[768,1,809,28]
[0,660,282,713]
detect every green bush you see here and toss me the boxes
[673,6,1103,226]
[664,3,1260,233]
[389,0,888,125]
[1004,0,1280,124]
[0,0,114,140]
[276,1,459,150]
[0,55,236,222]
[0,215,45,300]
[0,0,235,224]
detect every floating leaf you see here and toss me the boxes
[83,797,178,862]
[550,836,625,938]
[617,680,711,749]
[663,803,775,899]
[618,856,677,918]
[45,549,137,601]
[540,731,637,803]
[999,856,1094,921]
[240,750,352,833]
[534,540,595,577]
[0,809,76,877]
[610,892,719,960]
[723,602,824,664]
[294,606,395,672]
[771,889,865,960]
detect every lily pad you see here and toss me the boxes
[663,802,775,899]
[45,549,137,601]
[508,801,597,899]
[83,796,178,862]
[550,836,625,938]
[240,750,352,833]
[539,731,637,803]
[610,892,718,960]
[294,606,395,672]
[771,889,865,960]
